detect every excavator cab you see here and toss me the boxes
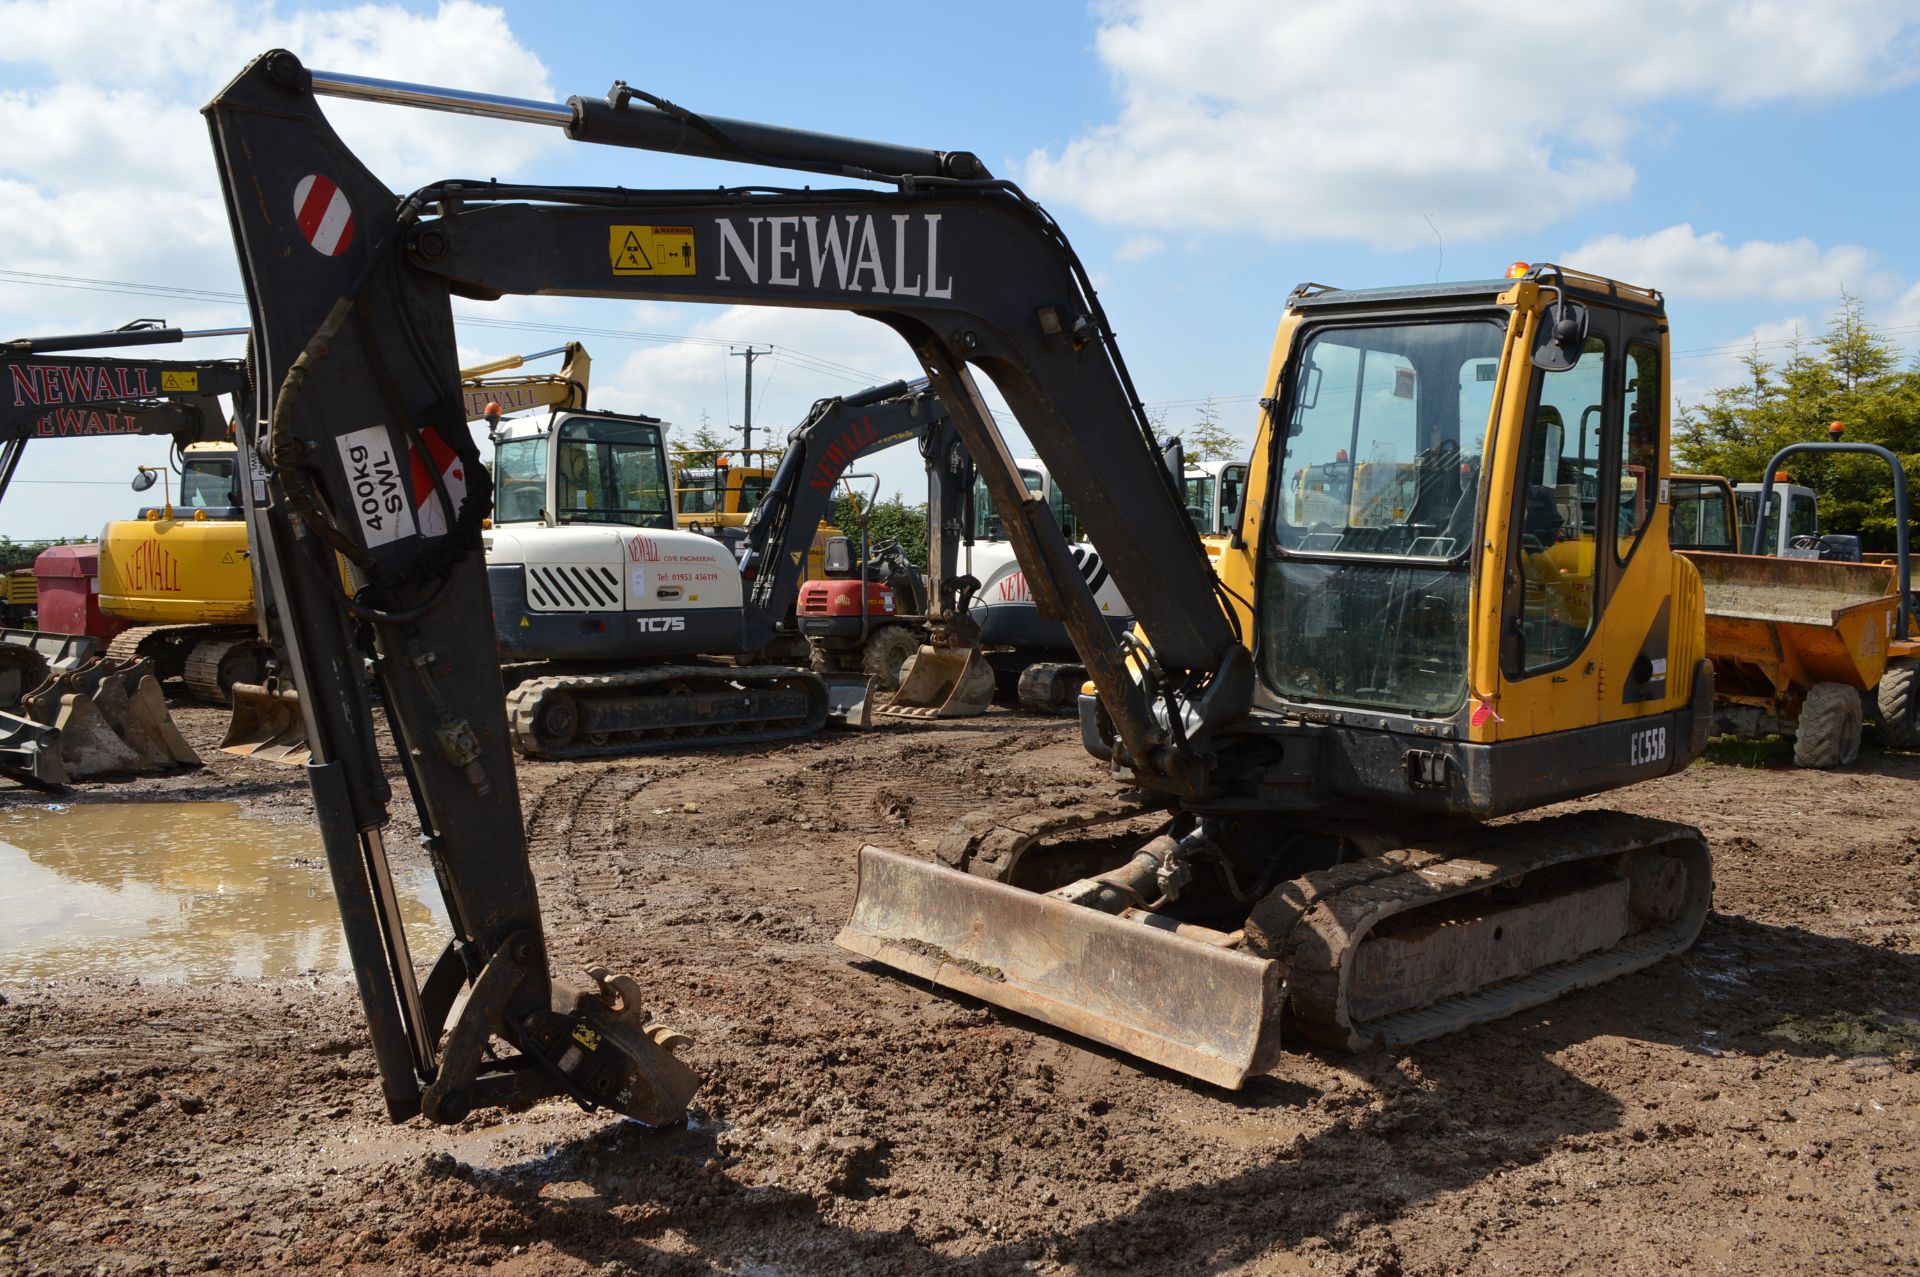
[493,411,675,530]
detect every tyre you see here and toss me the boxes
[1875,658,1919,750]
[860,625,921,692]
[1793,680,1863,768]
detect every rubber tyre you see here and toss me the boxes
[1875,658,1919,750]
[1794,680,1864,769]
[860,625,921,693]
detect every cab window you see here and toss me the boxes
[973,469,1045,541]
[1612,343,1660,561]
[1510,335,1606,675]
[554,417,672,528]
[1669,480,1736,552]
[1219,463,1248,537]
[1183,473,1216,535]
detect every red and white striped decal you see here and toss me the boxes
[408,426,466,538]
[293,174,357,258]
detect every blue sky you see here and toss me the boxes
[3,0,1918,536]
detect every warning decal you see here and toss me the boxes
[294,174,357,258]
[336,425,415,548]
[407,426,467,539]
[610,225,696,276]
[159,370,199,393]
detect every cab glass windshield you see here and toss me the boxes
[179,455,239,511]
[1670,480,1737,552]
[1261,317,1505,716]
[555,418,671,527]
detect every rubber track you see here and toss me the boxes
[1246,810,1713,1053]
[182,636,269,704]
[936,786,1173,880]
[104,625,193,664]
[505,663,829,760]
[1015,662,1086,715]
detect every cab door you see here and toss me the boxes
[1494,299,1675,737]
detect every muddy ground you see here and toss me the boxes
[1,704,1916,1276]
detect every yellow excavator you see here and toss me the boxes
[101,343,594,713]
[0,322,246,783]
[205,55,1715,1124]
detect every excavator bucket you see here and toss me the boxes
[50,691,149,777]
[92,660,202,769]
[880,642,995,720]
[0,710,70,786]
[12,656,200,780]
[835,846,1283,1088]
[219,679,311,765]
[821,674,876,729]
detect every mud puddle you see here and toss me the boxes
[0,800,444,982]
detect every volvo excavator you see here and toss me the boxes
[204,53,1713,1124]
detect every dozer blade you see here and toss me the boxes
[880,643,995,720]
[219,680,310,765]
[821,674,876,729]
[836,845,1282,1089]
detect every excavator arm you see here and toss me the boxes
[742,380,950,622]
[0,324,251,508]
[202,49,1261,1121]
[461,342,591,422]
[206,51,1248,801]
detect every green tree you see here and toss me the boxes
[830,491,929,569]
[676,411,737,467]
[1675,293,1920,550]
[1179,395,1248,463]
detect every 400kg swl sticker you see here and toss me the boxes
[335,425,416,547]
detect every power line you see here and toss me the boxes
[0,270,894,386]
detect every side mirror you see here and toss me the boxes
[1530,294,1590,372]
[131,469,158,492]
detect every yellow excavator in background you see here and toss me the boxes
[102,344,595,711]
[0,321,243,784]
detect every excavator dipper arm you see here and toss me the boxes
[205,61,698,1125]
[206,50,1247,800]
[743,381,943,620]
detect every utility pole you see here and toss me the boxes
[731,346,770,454]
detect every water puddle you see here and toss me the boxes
[0,801,446,983]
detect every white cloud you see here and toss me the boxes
[1565,225,1898,303]
[0,1,559,330]
[1025,0,1920,249]
[0,0,561,538]
[1115,235,1163,262]
[1670,315,1813,408]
